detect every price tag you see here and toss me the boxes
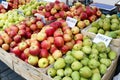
[1,1,8,9]
[93,33,112,47]
[43,0,55,2]
[34,13,46,23]
[66,17,77,28]
[17,10,24,16]
[37,0,41,2]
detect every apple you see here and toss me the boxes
[10,25,19,34]
[28,55,39,66]
[45,5,52,12]
[45,27,55,36]
[65,41,74,50]
[18,29,26,37]
[40,49,49,58]
[8,31,17,38]
[36,21,44,29]
[29,45,40,56]
[83,20,90,26]
[59,11,66,18]
[76,40,83,45]
[64,28,72,36]
[74,33,83,41]
[52,50,62,60]
[96,10,102,17]
[54,13,60,18]
[51,8,57,15]
[2,43,10,51]
[30,17,37,24]
[62,26,70,32]
[18,24,26,30]
[74,2,82,8]
[48,16,55,21]
[76,7,84,15]
[54,28,63,37]
[30,40,40,47]
[77,21,86,29]
[37,32,47,41]
[20,53,28,60]
[23,48,30,58]
[25,59,28,63]
[30,24,37,31]
[47,37,54,44]
[25,39,31,46]
[25,20,32,27]
[10,41,17,48]
[61,45,69,54]
[13,34,22,43]
[41,40,51,50]
[31,33,38,40]
[54,3,61,10]
[18,42,28,51]
[0,38,3,46]
[89,15,97,22]
[38,58,49,68]
[86,6,93,17]
[63,34,72,42]
[11,46,21,57]
[47,55,55,64]
[44,12,51,18]
[50,44,58,53]
[38,6,44,11]
[71,26,80,34]
[54,36,64,48]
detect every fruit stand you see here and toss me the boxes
[0,0,119,80]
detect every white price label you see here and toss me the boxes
[17,10,24,16]
[43,0,55,2]
[66,17,77,28]
[1,1,8,9]
[93,33,112,47]
[34,13,46,23]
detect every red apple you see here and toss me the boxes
[54,3,61,10]
[45,27,55,36]
[37,32,47,41]
[61,45,69,54]
[89,15,97,22]
[54,28,63,37]
[38,6,44,11]
[36,21,44,29]
[45,12,51,18]
[18,24,26,30]
[32,9,37,14]
[80,12,88,20]
[51,8,57,15]
[41,40,51,50]
[23,48,30,58]
[76,40,83,45]
[74,33,83,41]
[29,45,40,56]
[62,26,70,32]
[30,17,37,24]
[20,53,28,60]
[54,13,60,18]
[50,21,61,30]
[64,28,72,36]
[54,36,64,48]
[40,49,49,58]
[10,25,19,34]
[65,41,74,50]
[18,42,28,51]
[0,38,3,46]
[25,20,32,27]
[30,24,37,31]
[11,46,21,57]
[18,29,26,37]
[50,44,57,53]
[45,5,52,12]
[13,34,22,43]
[96,10,102,17]
[26,32,32,38]
[86,6,93,17]
[48,16,55,20]
[30,40,40,48]
[2,43,10,51]
[63,34,72,42]
[47,37,54,44]
[59,11,66,18]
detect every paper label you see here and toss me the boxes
[1,1,8,9]
[93,33,112,47]
[34,13,46,23]
[17,10,24,16]
[66,17,77,28]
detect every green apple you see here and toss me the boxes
[54,58,66,70]
[98,29,105,34]
[47,55,55,64]
[91,73,101,80]
[108,51,117,60]
[81,57,89,66]
[62,76,72,80]
[92,68,100,74]
[80,66,92,78]
[38,58,49,68]
[66,51,72,55]
[28,55,39,66]
[83,38,92,46]
[64,55,74,64]
[99,64,107,75]
[91,48,99,54]
[99,53,107,59]
[82,46,91,54]
[96,42,106,53]
[53,76,62,80]
[88,59,100,69]
[72,43,82,50]
[71,71,80,80]
[89,53,98,60]
[64,67,72,76]
[47,68,56,77]
[71,61,82,71]
[71,51,84,60]
[100,58,111,67]
[88,27,98,34]
[57,69,64,77]
[80,77,88,80]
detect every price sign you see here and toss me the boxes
[93,33,112,47]
[66,17,77,28]
[34,13,46,23]
[17,10,24,16]
[1,1,8,9]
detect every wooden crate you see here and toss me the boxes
[81,20,120,47]
[0,45,119,80]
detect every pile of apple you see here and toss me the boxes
[32,1,70,21]
[88,14,120,39]
[47,36,117,80]
[0,0,46,30]
[67,2,102,29]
